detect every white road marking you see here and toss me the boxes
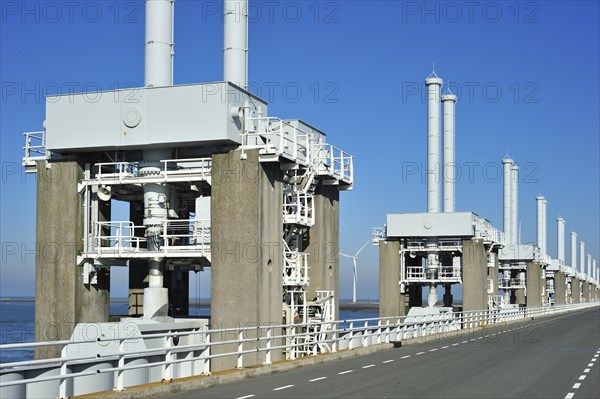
[565,393,574,399]
[595,354,599,358]
[362,364,376,369]
[588,363,594,367]
[383,360,394,363]
[429,349,437,352]
[401,355,411,359]
[584,368,590,373]
[578,375,586,380]
[452,343,459,346]
[416,352,425,355]
[338,370,354,375]
[309,377,327,382]
[273,385,294,391]
[235,395,255,399]
[462,341,468,344]
[592,358,597,362]
[477,337,483,340]
[573,383,581,389]
[442,346,449,349]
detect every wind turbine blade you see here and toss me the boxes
[354,239,371,257]
[339,253,354,259]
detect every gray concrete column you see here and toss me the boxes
[379,240,404,317]
[462,239,487,312]
[572,278,580,304]
[554,272,566,305]
[526,262,542,307]
[515,289,526,305]
[305,183,340,319]
[210,149,283,371]
[35,161,109,359]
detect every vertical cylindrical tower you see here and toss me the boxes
[579,241,585,275]
[224,0,248,88]
[536,195,544,254]
[510,165,519,245]
[587,254,592,278]
[502,158,513,246]
[557,217,565,263]
[426,75,443,213]
[145,0,174,87]
[442,92,457,213]
[571,232,577,269]
[542,199,547,256]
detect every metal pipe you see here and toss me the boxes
[442,92,457,213]
[571,232,577,269]
[579,241,585,275]
[557,217,565,263]
[542,199,547,257]
[510,164,519,245]
[145,0,174,87]
[536,195,544,254]
[502,158,513,246]
[587,254,592,278]
[426,75,443,213]
[224,0,248,89]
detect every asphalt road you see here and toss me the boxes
[164,307,600,399]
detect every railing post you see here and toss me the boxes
[264,327,272,365]
[59,345,69,399]
[290,325,297,360]
[363,321,368,347]
[348,321,354,350]
[163,335,173,382]
[115,338,125,391]
[376,320,382,345]
[237,330,244,369]
[332,321,338,353]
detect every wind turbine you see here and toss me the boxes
[339,239,371,303]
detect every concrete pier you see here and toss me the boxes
[35,161,110,359]
[554,272,566,305]
[210,149,283,371]
[526,262,542,307]
[378,240,403,317]
[306,183,340,318]
[572,278,581,304]
[462,239,487,312]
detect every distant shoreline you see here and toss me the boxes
[0,298,381,312]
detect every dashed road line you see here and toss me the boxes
[362,364,376,369]
[442,346,449,349]
[565,393,574,399]
[462,340,468,344]
[578,375,586,381]
[383,360,394,364]
[236,395,255,399]
[338,370,354,375]
[273,385,294,391]
[416,352,425,355]
[401,355,411,359]
[429,349,437,352]
[587,363,594,367]
[583,368,590,373]
[309,377,327,382]
[572,383,581,389]
[452,343,459,346]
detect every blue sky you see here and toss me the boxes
[1,1,599,300]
